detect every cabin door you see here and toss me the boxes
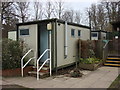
[38,23,49,63]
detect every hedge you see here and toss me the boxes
[2,39,24,69]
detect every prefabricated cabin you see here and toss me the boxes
[91,30,107,40]
[8,30,17,41]
[16,18,90,70]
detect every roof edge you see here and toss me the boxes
[16,18,90,29]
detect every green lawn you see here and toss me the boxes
[108,75,120,89]
[2,84,34,90]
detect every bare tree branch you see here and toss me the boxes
[33,2,43,20]
[62,9,75,22]
[74,10,82,24]
[14,2,30,23]
[44,1,54,19]
[54,0,64,19]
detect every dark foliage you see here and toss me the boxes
[2,39,23,69]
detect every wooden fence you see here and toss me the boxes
[78,39,104,59]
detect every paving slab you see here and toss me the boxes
[1,66,119,88]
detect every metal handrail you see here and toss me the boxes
[103,41,109,49]
[37,49,50,62]
[21,49,33,61]
[37,49,51,80]
[103,40,110,61]
[38,59,50,71]
[23,57,35,68]
[21,49,34,77]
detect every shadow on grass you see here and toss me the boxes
[108,75,120,90]
[2,85,34,90]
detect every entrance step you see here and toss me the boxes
[104,56,120,67]
[28,71,50,78]
[32,67,49,73]
[107,58,120,60]
[106,60,120,63]
[107,54,120,58]
[28,66,50,78]
[104,63,120,67]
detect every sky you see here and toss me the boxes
[65,1,99,11]
[62,0,100,25]
[31,0,100,11]
[3,0,100,25]
[30,0,100,25]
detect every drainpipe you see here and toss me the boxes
[64,21,68,58]
[55,19,57,74]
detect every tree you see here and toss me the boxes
[33,1,43,20]
[14,2,30,23]
[86,1,120,32]
[100,1,119,31]
[1,2,18,38]
[44,1,54,19]
[1,2,14,24]
[102,1,120,22]
[74,10,82,24]
[86,8,91,28]
[96,4,106,30]
[54,0,64,19]
[62,9,75,22]
[90,4,98,31]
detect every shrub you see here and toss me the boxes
[80,58,102,64]
[80,40,96,58]
[2,39,23,69]
[81,40,89,58]
[70,68,83,77]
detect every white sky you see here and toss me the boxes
[62,0,100,25]
[3,0,100,25]
[36,0,100,25]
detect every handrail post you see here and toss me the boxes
[103,40,109,61]
[36,49,50,80]
[34,51,37,67]
[49,31,52,76]
[37,60,39,80]
[21,49,33,77]
[21,59,23,77]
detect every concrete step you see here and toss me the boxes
[28,71,45,76]
[32,66,49,73]
[107,58,120,60]
[28,71,50,78]
[107,55,120,58]
[104,63,120,67]
[106,60,120,63]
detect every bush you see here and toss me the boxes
[80,40,96,58]
[80,58,102,64]
[70,68,83,77]
[2,39,23,69]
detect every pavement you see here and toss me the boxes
[1,66,119,88]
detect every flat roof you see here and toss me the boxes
[16,18,90,29]
[91,30,107,33]
[110,21,120,25]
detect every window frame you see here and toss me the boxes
[71,29,75,37]
[78,30,81,37]
[91,32,98,37]
[20,29,29,36]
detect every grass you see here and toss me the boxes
[2,84,34,90]
[108,75,120,89]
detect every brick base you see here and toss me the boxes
[1,66,33,77]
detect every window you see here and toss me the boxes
[20,29,29,35]
[91,33,97,37]
[71,29,75,37]
[78,30,81,37]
